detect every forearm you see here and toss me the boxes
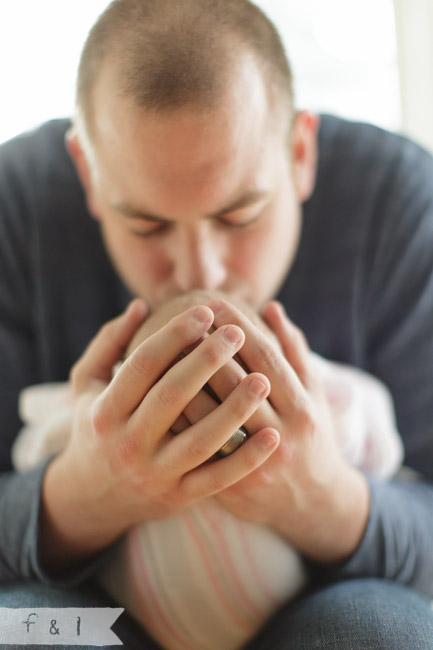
[0,465,46,582]
[0,461,112,586]
[0,464,109,585]
[39,452,127,573]
[313,474,433,598]
[267,465,370,565]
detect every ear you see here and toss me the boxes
[65,127,100,219]
[291,111,319,203]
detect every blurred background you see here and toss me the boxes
[0,0,432,152]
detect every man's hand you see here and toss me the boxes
[40,300,279,572]
[197,298,370,565]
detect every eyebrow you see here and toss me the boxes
[111,190,270,224]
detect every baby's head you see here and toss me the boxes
[126,290,279,358]
[125,290,280,457]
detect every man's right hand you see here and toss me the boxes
[39,300,279,573]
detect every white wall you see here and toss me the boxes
[394,0,433,152]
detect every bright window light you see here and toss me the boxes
[254,0,401,131]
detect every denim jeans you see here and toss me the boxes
[0,578,432,649]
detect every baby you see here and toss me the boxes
[13,290,403,650]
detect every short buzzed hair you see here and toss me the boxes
[76,0,294,134]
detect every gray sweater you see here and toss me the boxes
[1,115,433,595]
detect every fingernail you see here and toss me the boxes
[248,377,268,397]
[193,306,213,324]
[223,325,243,345]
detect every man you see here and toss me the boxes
[0,1,433,648]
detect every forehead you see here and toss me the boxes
[90,58,286,214]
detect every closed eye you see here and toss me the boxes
[130,222,171,238]
[216,213,261,228]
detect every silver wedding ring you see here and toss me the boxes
[217,427,248,457]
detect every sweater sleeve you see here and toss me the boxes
[0,460,112,586]
[320,475,433,597]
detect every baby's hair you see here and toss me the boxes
[126,289,279,358]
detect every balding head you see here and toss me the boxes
[76,0,294,138]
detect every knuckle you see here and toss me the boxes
[170,309,206,342]
[295,402,316,434]
[202,339,224,366]
[230,394,251,421]
[171,314,190,338]
[90,398,108,437]
[160,488,185,509]
[117,434,140,465]
[251,345,280,373]
[156,380,184,410]
[242,444,264,473]
[127,349,159,378]
[129,464,157,492]
[177,478,196,505]
[187,434,214,462]
[301,361,315,388]
[252,467,273,487]
[207,470,226,494]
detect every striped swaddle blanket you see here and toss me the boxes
[100,497,305,650]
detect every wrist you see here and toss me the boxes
[39,453,125,573]
[303,466,371,564]
[271,465,370,565]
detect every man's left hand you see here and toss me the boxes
[197,298,370,565]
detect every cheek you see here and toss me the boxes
[128,241,171,281]
[226,233,263,277]
[226,203,300,304]
[231,214,297,276]
[268,190,302,264]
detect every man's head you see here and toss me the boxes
[67,0,318,310]
[76,0,294,135]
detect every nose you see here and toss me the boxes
[172,227,227,292]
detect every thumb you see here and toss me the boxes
[71,299,148,395]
